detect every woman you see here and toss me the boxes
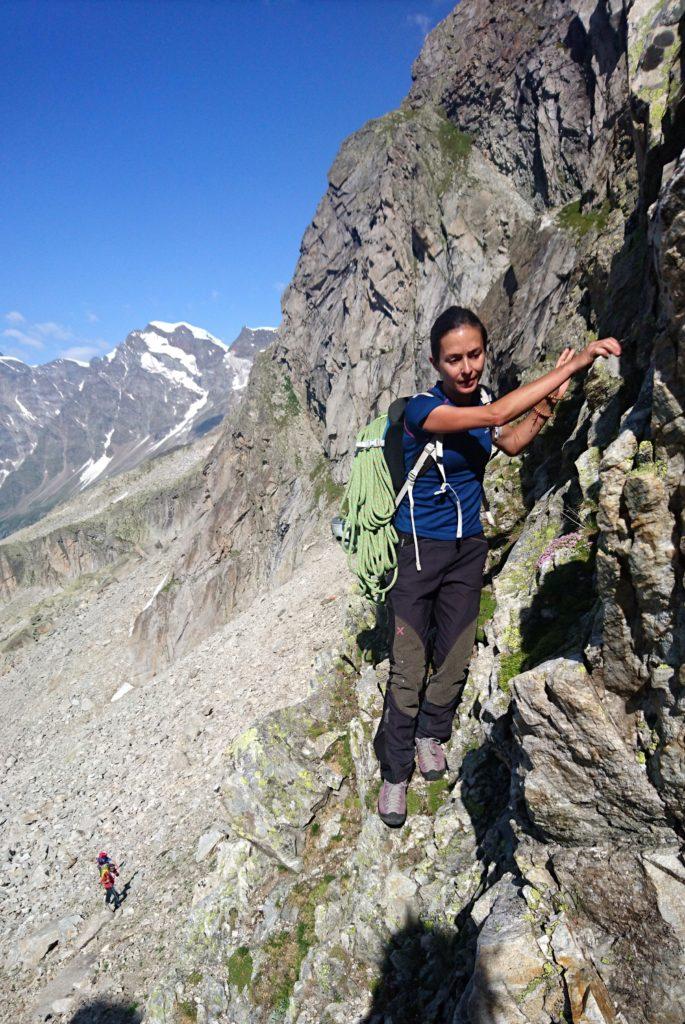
[374,306,621,827]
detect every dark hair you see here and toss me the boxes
[429,306,488,362]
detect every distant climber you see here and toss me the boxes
[97,851,121,911]
[373,305,621,827]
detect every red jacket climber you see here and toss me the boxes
[97,851,121,911]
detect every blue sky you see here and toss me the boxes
[1,0,454,364]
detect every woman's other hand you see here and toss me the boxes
[549,347,575,401]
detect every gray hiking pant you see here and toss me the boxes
[374,533,487,782]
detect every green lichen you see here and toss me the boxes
[498,538,597,690]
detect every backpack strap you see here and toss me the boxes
[394,439,441,571]
[394,431,464,571]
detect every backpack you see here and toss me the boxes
[340,387,494,600]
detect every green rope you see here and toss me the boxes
[341,415,399,601]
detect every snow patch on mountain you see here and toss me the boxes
[150,391,208,452]
[15,397,36,422]
[139,351,204,394]
[224,351,251,391]
[139,330,200,375]
[149,321,227,350]
[78,429,116,489]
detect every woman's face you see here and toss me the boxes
[430,325,486,399]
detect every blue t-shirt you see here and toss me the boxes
[393,382,492,540]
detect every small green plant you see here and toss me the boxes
[309,455,344,506]
[406,789,422,815]
[176,1000,197,1023]
[437,118,473,165]
[282,376,301,418]
[426,778,451,815]
[254,876,335,1012]
[186,970,202,987]
[558,198,611,237]
[227,946,253,991]
[498,650,525,692]
[476,588,496,644]
[325,732,354,777]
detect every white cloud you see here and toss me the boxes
[408,12,432,37]
[1,315,110,363]
[35,321,73,341]
[86,311,99,323]
[59,345,102,362]
[210,290,220,301]
[3,328,45,350]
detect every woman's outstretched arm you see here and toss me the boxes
[493,348,574,456]
[422,338,621,435]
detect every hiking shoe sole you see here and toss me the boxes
[378,808,406,828]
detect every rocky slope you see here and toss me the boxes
[0,534,349,1022]
[2,0,685,1021]
[0,322,274,539]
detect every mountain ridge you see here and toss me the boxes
[0,321,277,538]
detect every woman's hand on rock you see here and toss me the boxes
[580,336,621,367]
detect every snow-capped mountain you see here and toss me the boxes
[0,321,276,538]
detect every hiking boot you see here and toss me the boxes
[377,779,409,828]
[415,737,447,780]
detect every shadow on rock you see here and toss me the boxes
[356,600,390,665]
[360,918,478,1024]
[68,1001,142,1024]
[518,553,597,682]
[119,870,139,906]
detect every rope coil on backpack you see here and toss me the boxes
[340,415,399,601]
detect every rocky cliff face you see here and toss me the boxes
[0,321,261,539]
[127,0,685,1021]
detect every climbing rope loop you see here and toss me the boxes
[341,415,399,601]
